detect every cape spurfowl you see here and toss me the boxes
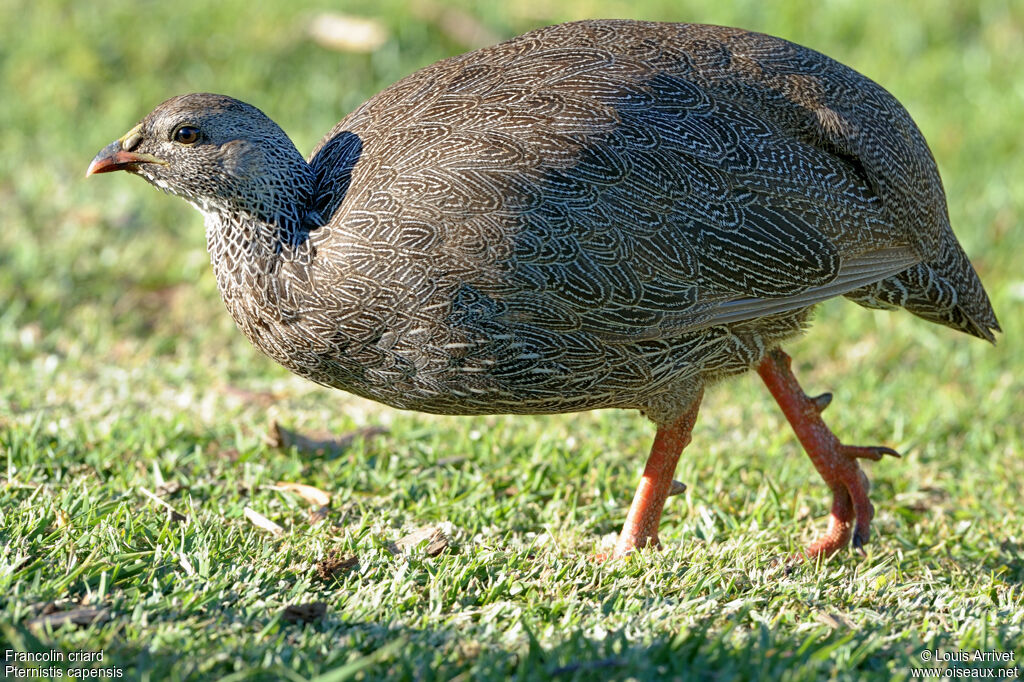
[89,20,999,560]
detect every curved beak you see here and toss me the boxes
[86,125,167,177]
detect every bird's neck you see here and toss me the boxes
[199,157,318,299]
[202,199,318,342]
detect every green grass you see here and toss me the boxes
[2,0,1023,680]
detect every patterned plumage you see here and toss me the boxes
[89,20,998,559]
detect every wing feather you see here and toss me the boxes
[310,22,923,347]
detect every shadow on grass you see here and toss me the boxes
[1,607,914,681]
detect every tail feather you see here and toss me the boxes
[845,240,1000,343]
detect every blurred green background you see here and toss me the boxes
[2,1,1022,680]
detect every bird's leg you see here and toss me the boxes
[756,348,899,558]
[611,392,703,559]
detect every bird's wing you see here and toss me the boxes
[309,21,922,341]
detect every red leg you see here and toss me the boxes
[610,392,703,559]
[756,348,899,558]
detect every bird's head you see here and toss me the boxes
[88,93,313,222]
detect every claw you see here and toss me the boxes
[852,527,868,551]
[852,503,875,552]
[844,444,901,461]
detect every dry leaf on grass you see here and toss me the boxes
[269,482,333,525]
[244,506,284,536]
[815,612,857,630]
[155,480,185,497]
[27,606,110,631]
[388,525,451,557]
[216,447,242,462]
[273,482,331,507]
[309,505,331,524]
[308,13,388,53]
[316,552,359,581]
[267,422,388,457]
[281,602,326,624]
[32,601,62,616]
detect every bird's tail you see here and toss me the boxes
[845,238,1000,342]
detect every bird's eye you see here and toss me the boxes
[173,126,200,144]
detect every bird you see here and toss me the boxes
[88,19,999,560]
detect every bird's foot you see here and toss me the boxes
[756,348,899,560]
[800,435,899,559]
